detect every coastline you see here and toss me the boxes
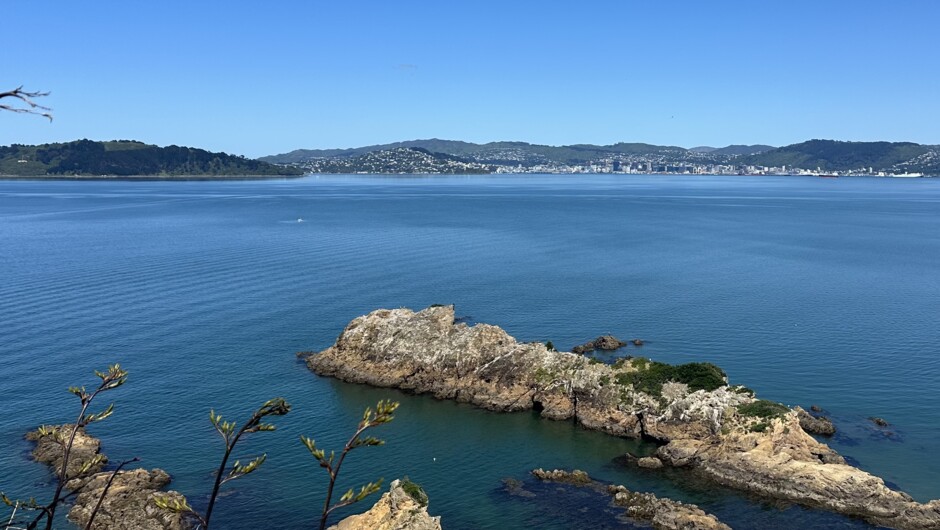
[0,174,309,181]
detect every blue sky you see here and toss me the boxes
[3,1,938,157]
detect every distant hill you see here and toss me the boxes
[740,140,936,173]
[710,144,775,156]
[0,140,304,177]
[302,147,491,174]
[263,139,711,167]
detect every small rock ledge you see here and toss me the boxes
[26,425,190,530]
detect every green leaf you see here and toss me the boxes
[153,494,193,514]
[85,403,115,424]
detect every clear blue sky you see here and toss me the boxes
[3,1,938,158]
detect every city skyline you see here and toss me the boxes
[3,1,939,158]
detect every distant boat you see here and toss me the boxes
[297,218,304,222]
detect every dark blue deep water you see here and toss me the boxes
[1,175,939,529]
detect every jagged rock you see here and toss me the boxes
[68,469,190,530]
[27,425,190,530]
[796,406,836,436]
[642,387,751,441]
[531,468,592,485]
[593,335,627,350]
[632,339,644,346]
[810,404,823,412]
[870,416,890,427]
[26,425,106,483]
[329,479,441,530]
[573,335,627,354]
[608,485,731,530]
[638,457,664,469]
[304,306,940,530]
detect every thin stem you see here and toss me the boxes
[83,458,139,530]
[44,400,93,530]
[5,501,19,529]
[318,424,368,530]
[204,426,246,528]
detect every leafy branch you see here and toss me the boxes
[301,400,399,530]
[155,398,290,529]
[1,364,128,530]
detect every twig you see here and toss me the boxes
[0,86,52,121]
[84,457,140,530]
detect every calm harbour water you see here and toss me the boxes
[1,174,938,529]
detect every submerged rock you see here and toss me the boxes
[608,485,731,530]
[870,416,891,427]
[796,406,836,436]
[531,467,729,530]
[502,477,536,498]
[329,479,441,530]
[303,306,940,530]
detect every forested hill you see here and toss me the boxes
[740,140,938,173]
[0,140,304,177]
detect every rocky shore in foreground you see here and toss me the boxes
[26,425,190,530]
[302,305,940,530]
[329,479,441,530]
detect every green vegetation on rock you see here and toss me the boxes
[615,359,726,397]
[400,477,429,507]
[737,399,790,420]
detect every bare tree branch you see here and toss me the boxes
[0,86,52,121]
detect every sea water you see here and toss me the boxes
[1,174,938,529]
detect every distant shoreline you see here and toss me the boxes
[0,174,310,181]
[1,172,934,181]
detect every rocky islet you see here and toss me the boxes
[303,305,940,530]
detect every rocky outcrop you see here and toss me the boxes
[531,468,591,485]
[68,469,190,530]
[572,335,627,353]
[303,306,940,530]
[27,425,190,530]
[329,479,441,530]
[637,456,664,469]
[608,485,730,530]
[531,468,730,530]
[795,406,836,436]
[27,425,106,485]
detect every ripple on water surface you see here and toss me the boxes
[1,175,938,529]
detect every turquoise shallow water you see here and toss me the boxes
[1,174,938,529]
